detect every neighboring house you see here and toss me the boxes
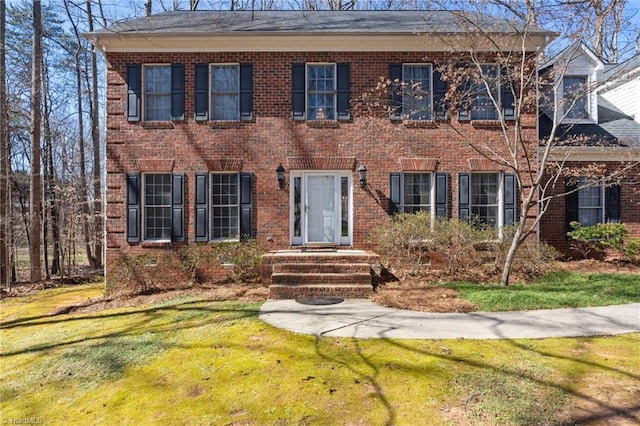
[87,10,554,296]
[539,43,640,255]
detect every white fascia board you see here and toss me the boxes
[91,32,550,53]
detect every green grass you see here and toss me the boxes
[446,271,640,312]
[1,284,639,425]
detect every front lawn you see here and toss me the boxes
[446,270,640,312]
[1,284,639,425]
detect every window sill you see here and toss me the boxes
[403,120,439,128]
[306,120,340,128]
[208,120,245,129]
[140,241,173,248]
[140,121,175,130]
[471,120,502,129]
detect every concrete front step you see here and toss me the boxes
[269,283,373,299]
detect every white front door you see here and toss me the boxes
[291,171,352,246]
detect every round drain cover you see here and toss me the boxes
[295,297,344,305]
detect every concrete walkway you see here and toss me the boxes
[259,300,640,340]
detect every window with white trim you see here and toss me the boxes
[403,173,432,213]
[470,64,499,121]
[307,64,336,120]
[577,178,604,226]
[471,173,499,227]
[143,173,172,240]
[211,173,240,240]
[402,64,433,120]
[211,64,239,120]
[143,65,171,121]
[562,75,589,120]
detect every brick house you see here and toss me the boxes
[539,43,640,255]
[88,10,558,297]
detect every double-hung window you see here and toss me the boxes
[143,173,172,240]
[562,76,588,120]
[211,173,240,240]
[470,64,499,121]
[211,65,240,120]
[458,172,516,233]
[307,64,336,120]
[143,65,171,121]
[125,173,184,243]
[389,172,449,218]
[470,173,500,227]
[194,172,253,242]
[402,64,433,120]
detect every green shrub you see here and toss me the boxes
[622,237,640,264]
[567,222,628,259]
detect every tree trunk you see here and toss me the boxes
[87,0,103,269]
[0,0,10,288]
[29,0,43,283]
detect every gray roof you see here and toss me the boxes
[602,53,640,81]
[93,10,547,36]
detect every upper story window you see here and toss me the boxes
[402,64,433,121]
[211,64,240,120]
[562,75,589,120]
[194,63,253,122]
[143,65,172,121]
[292,62,350,121]
[126,63,184,123]
[307,64,336,120]
[470,64,499,121]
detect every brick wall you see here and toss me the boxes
[104,51,539,266]
[539,162,640,256]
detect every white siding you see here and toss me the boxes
[601,76,640,123]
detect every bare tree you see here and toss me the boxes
[30,0,43,283]
[0,0,10,288]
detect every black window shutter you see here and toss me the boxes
[194,173,208,242]
[389,172,401,214]
[606,185,621,223]
[239,63,253,121]
[194,63,209,121]
[239,172,253,237]
[433,67,448,120]
[336,63,350,120]
[291,63,306,120]
[565,179,579,234]
[171,173,185,241]
[458,173,471,221]
[126,173,140,243]
[171,63,185,121]
[126,64,141,122]
[435,172,448,218]
[389,63,402,120]
[503,173,516,226]
[501,66,515,120]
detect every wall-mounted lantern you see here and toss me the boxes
[357,164,367,188]
[276,164,286,190]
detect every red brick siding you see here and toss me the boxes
[105,51,539,266]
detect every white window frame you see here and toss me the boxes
[400,172,435,216]
[561,75,591,123]
[306,63,336,120]
[577,178,605,226]
[210,63,240,121]
[402,64,433,121]
[470,64,500,121]
[470,172,504,233]
[210,172,241,241]
[142,173,172,242]
[142,64,172,121]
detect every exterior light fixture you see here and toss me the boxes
[357,164,367,188]
[276,164,286,190]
